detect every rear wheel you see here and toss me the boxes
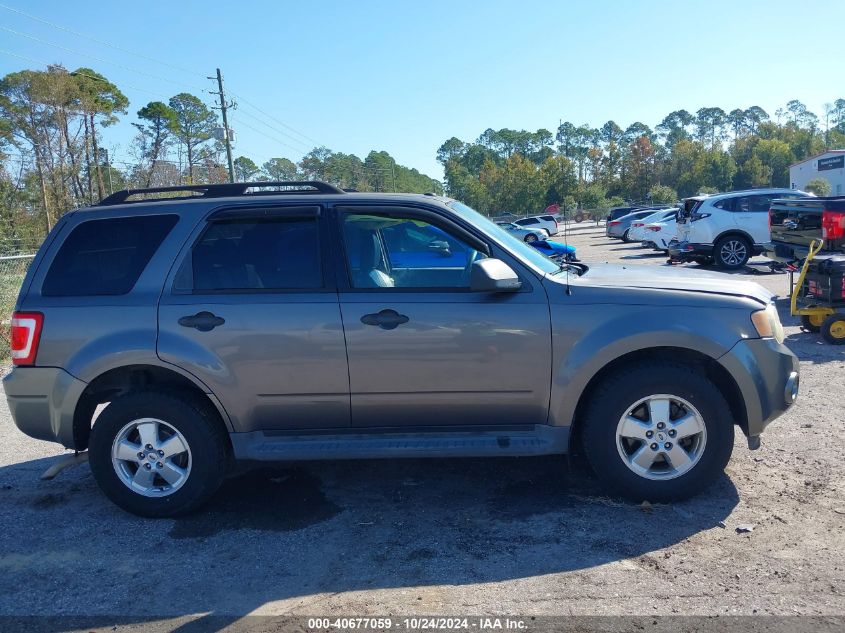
[89,390,229,517]
[801,313,826,333]
[580,363,734,502]
[822,314,845,345]
[622,229,632,243]
[524,233,538,243]
[714,235,751,269]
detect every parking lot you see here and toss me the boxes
[0,224,843,623]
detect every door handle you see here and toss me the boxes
[178,311,225,332]
[360,309,409,330]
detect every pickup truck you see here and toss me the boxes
[768,196,845,262]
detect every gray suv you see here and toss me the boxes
[4,181,799,517]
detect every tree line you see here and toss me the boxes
[439,100,845,216]
[0,64,442,251]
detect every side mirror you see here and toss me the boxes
[470,258,522,292]
[427,240,452,257]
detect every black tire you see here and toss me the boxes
[89,390,229,517]
[622,229,632,243]
[801,313,825,333]
[524,233,538,243]
[580,362,734,503]
[821,313,845,345]
[574,213,585,223]
[714,235,751,269]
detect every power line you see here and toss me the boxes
[0,2,205,79]
[0,25,208,93]
[232,107,313,151]
[231,116,312,156]
[229,90,324,147]
[0,48,171,99]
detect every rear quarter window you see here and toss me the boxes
[42,215,178,297]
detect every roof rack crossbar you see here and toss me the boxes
[98,181,345,206]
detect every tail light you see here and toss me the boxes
[609,221,621,226]
[822,209,845,240]
[768,207,773,229]
[10,311,43,366]
[646,226,661,232]
[632,222,644,228]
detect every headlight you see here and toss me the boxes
[751,303,784,344]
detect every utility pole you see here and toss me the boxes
[209,68,236,182]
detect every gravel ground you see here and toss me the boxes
[0,224,843,625]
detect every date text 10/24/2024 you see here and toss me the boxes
[307,617,527,630]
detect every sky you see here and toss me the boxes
[1,0,843,180]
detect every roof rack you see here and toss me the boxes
[98,181,345,206]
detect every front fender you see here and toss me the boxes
[547,302,749,428]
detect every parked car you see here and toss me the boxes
[669,189,812,269]
[628,209,678,243]
[606,209,662,241]
[767,196,845,263]
[642,219,679,252]
[513,214,559,236]
[496,221,549,243]
[5,181,799,517]
[606,206,645,222]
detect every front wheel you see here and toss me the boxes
[524,233,538,243]
[89,390,229,517]
[622,229,632,243]
[580,363,734,502]
[714,235,751,269]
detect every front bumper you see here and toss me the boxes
[3,367,88,449]
[717,338,800,439]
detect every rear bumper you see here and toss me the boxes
[764,240,807,263]
[3,367,87,449]
[717,338,800,439]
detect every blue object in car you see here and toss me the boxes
[529,239,577,260]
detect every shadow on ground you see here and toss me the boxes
[0,451,739,619]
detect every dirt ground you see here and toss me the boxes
[0,224,843,625]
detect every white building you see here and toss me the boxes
[790,150,845,195]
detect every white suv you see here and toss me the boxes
[670,189,812,269]
[513,214,559,236]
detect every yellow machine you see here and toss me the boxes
[790,239,845,344]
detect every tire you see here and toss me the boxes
[821,314,845,345]
[580,362,734,503]
[89,390,229,517]
[574,213,585,223]
[524,233,538,243]
[622,229,632,243]
[801,313,825,333]
[714,235,751,269]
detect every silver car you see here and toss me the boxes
[496,221,549,243]
[5,181,799,516]
[606,209,664,241]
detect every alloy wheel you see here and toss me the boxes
[615,394,707,480]
[720,239,747,266]
[111,418,192,497]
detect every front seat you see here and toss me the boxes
[356,230,394,288]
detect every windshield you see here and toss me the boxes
[446,200,560,275]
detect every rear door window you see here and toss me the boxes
[42,215,178,297]
[189,216,322,292]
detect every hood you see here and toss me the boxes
[575,263,772,304]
